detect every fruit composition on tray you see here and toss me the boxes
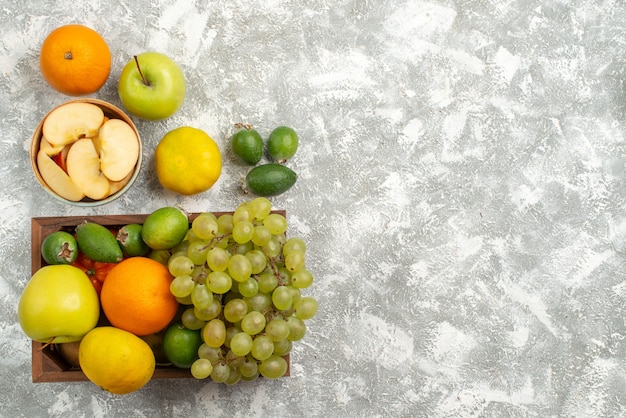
[22,198,318,394]
[22,23,313,394]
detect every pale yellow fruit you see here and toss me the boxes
[155,126,222,195]
[79,326,155,395]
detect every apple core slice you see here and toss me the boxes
[66,138,111,200]
[36,150,85,202]
[42,102,105,147]
[98,119,140,182]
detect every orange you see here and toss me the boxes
[100,257,178,336]
[39,24,111,96]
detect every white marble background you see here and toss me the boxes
[1,0,625,417]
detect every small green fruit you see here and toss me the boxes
[142,206,189,250]
[231,128,263,165]
[245,163,297,197]
[41,231,78,265]
[75,222,123,263]
[117,224,150,257]
[267,126,298,162]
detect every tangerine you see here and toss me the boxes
[100,257,178,336]
[39,24,111,96]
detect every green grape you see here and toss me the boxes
[194,298,222,321]
[257,272,278,293]
[261,236,282,258]
[238,277,259,298]
[291,268,313,289]
[259,355,288,379]
[245,249,267,274]
[172,240,190,255]
[206,247,229,272]
[187,240,212,265]
[170,274,195,298]
[176,294,193,305]
[224,326,240,348]
[241,311,266,335]
[239,357,259,378]
[284,249,305,272]
[191,358,213,379]
[233,203,252,224]
[286,316,307,341]
[149,249,171,266]
[287,285,301,305]
[251,225,272,246]
[244,292,272,312]
[272,286,293,311]
[181,307,205,330]
[250,197,272,220]
[276,267,292,286]
[283,237,306,256]
[202,318,226,348]
[228,254,252,282]
[191,283,213,309]
[192,212,218,240]
[263,213,287,235]
[217,214,234,234]
[191,265,209,284]
[198,343,222,362]
[294,296,318,320]
[264,318,290,342]
[210,362,231,383]
[224,349,245,369]
[272,339,293,356]
[232,221,254,244]
[251,335,274,361]
[206,271,232,294]
[223,298,248,323]
[168,254,195,277]
[230,332,253,357]
[231,241,254,255]
[224,367,242,385]
[240,372,259,382]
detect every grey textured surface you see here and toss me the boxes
[2,0,626,417]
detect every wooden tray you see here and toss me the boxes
[30,211,289,383]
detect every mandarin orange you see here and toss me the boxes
[39,24,111,96]
[100,257,178,336]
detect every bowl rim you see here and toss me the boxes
[30,98,142,207]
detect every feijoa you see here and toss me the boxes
[117,224,150,257]
[231,128,263,165]
[41,231,78,265]
[267,126,298,162]
[75,221,123,263]
[245,163,297,197]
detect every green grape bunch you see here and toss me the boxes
[166,197,318,383]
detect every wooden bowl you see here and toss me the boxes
[29,99,141,207]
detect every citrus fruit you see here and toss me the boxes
[39,24,111,96]
[155,126,222,195]
[100,257,178,336]
[79,326,155,394]
[142,206,190,250]
[162,322,203,369]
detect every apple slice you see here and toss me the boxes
[98,119,140,182]
[39,136,65,156]
[66,138,111,200]
[108,170,134,195]
[36,150,85,202]
[42,102,105,147]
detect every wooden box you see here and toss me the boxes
[30,212,289,383]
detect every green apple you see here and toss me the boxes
[117,52,186,121]
[18,265,100,343]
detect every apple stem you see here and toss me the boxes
[39,337,55,351]
[133,55,150,87]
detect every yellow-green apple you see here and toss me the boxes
[17,265,100,343]
[39,136,64,156]
[37,149,85,201]
[108,170,134,195]
[42,102,104,147]
[97,119,140,181]
[66,138,111,200]
[117,52,186,120]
